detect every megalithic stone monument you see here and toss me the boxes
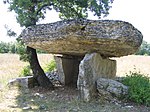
[20,19,143,101]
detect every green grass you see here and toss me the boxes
[43,60,56,73]
[19,65,32,77]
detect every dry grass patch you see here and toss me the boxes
[0,54,27,84]
[0,53,53,84]
[0,53,54,110]
[1,54,149,84]
[114,55,150,77]
[0,54,150,111]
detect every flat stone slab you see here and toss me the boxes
[20,19,143,57]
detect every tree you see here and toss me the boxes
[4,0,113,88]
[0,42,9,53]
[136,40,150,55]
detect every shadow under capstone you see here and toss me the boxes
[54,54,83,87]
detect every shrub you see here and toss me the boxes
[122,71,150,106]
[44,60,56,72]
[19,65,32,77]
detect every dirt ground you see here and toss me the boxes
[0,86,149,112]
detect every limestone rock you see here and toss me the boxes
[45,71,59,82]
[8,76,38,88]
[97,78,128,99]
[45,71,61,85]
[20,19,143,57]
[77,53,116,101]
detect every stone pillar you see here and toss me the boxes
[77,53,116,102]
[54,55,82,86]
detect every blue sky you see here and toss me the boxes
[0,0,150,42]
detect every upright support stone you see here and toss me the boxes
[54,55,82,86]
[77,53,116,101]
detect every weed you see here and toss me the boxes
[122,71,150,106]
[19,65,32,77]
[19,58,56,77]
[43,60,56,72]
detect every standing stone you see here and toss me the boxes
[77,53,116,101]
[54,55,83,86]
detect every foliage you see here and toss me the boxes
[3,0,114,65]
[0,41,16,53]
[44,60,56,72]
[0,41,46,55]
[19,60,56,77]
[4,0,113,60]
[36,49,47,54]
[136,40,150,55]
[4,0,114,27]
[0,42,9,53]
[19,65,32,77]
[122,71,150,106]
[4,25,17,37]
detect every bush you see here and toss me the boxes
[122,71,150,106]
[19,65,32,77]
[44,60,56,72]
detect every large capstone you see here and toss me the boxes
[20,19,143,57]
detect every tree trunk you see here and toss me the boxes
[27,46,53,88]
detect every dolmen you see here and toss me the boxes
[20,19,143,101]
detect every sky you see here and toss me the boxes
[0,0,150,42]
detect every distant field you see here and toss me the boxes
[0,54,150,84]
[0,54,53,84]
[114,55,150,77]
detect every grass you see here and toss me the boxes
[0,53,53,109]
[114,55,150,77]
[0,54,150,85]
[0,53,53,84]
[0,54,150,111]
[0,54,27,85]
